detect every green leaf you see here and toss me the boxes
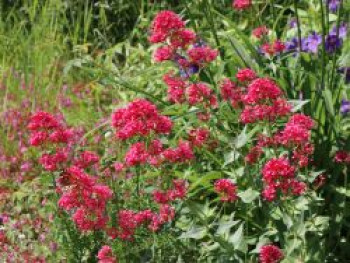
[322,89,335,117]
[229,223,244,247]
[216,219,240,236]
[289,99,310,112]
[237,188,260,203]
[179,225,207,240]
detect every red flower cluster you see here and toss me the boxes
[150,11,195,62]
[57,166,113,231]
[187,46,218,66]
[334,150,350,164]
[153,179,187,204]
[187,83,218,107]
[220,78,244,107]
[150,10,218,115]
[97,245,117,263]
[163,72,187,103]
[262,157,306,201]
[252,26,269,39]
[214,179,238,202]
[241,77,291,124]
[261,40,286,56]
[162,141,195,163]
[188,128,210,147]
[232,0,252,10]
[123,139,194,167]
[111,99,172,140]
[110,204,175,240]
[236,68,257,83]
[259,244,284,263]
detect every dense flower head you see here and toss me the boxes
[187,83,217,107]
[111,99,172,140]
[153,179,188,204]
[236,68,257,83]
[163,72,187,103]
[162,141,194,163]
[214,179,238,202]
[244,78,282,104]
[334,151,350,164]
[124,142,149,166]
[149,11,185,43]
[27,111,60,131]
[252,26,269,39]
[232,0,252,10]
[220,78,244,107]
[170,29,197,48]
[73,150,100,169]
[57,166,112,231]
[187,46,218,66]
[72,207,108,231]
[97,245,117,263]
[153,46,174,62]
[240,99,291,124]
[261,157,306,201]
[39,148,69,171]
[188,128,210,147]
[286,114,314,130]
[262,157,295,185]
[259,244,284,263]
[261,40,285,56]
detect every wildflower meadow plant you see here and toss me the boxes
[2,0,350,262]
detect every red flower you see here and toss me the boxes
[232,0,252,10]
[252,26,269,39]
[97,245,117,263]
[111,99,172,140]
[259,245,283,263]
[236,68,257,83]
[214,179,238,202]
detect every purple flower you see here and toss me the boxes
[331,23,348,39]
[305,32,322,53]
[289,18,297,29]
[325,34,342,53]
[340,99,350,115]
[286,37,307,53]
[327,0,341,13]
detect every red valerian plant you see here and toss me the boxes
[26,9,323,262]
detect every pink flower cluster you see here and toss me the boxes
[241,77,291,124]
[153,179,187,204]
[123,139,194,167]
[111,99,172,140]
[28,111,72,146]
[214,179,238,202]
[232,0,252,10]
[97,245,117,263]
[261,40,286,56]
[259,244,284,263]
[57,166,113,231]
[334,150,350,164]
[219,69,291,124]
[262,157,306,201]
[150,10,218,116]
[106,204,175,241]
[252,26,269,39]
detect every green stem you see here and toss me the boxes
[319,0,327,90]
